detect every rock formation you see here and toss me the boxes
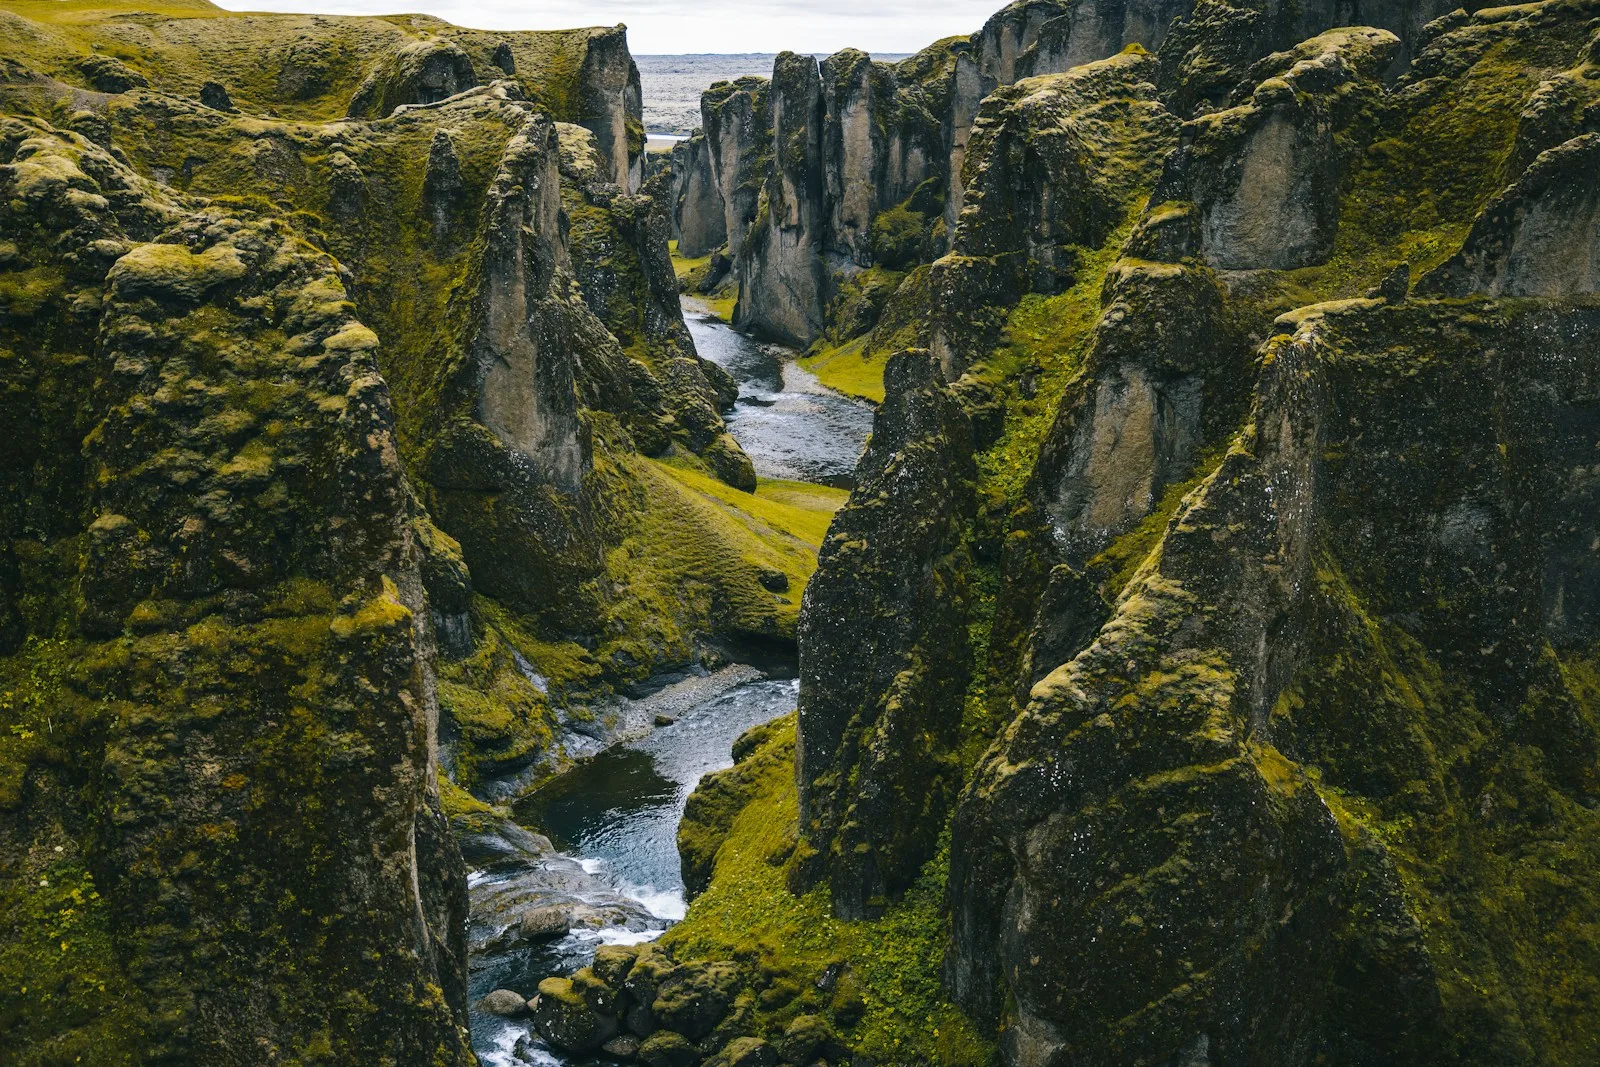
[0,3,792,1060]
[664,2,1600,1065]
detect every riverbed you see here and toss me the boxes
[683,299,874,488]
[465,303,872,1066]
[468,679,799,1065]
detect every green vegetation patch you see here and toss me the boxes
[798,335,887,403]
[664,718,995,1066]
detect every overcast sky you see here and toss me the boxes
[211,0,1006,55]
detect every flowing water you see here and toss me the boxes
[469,679,800,1065]
[683,301,874,487]
[466,301,872,1066]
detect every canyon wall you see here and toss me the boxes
[668,1,1600,1064]
[0,2,784,1060]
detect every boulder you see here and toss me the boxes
[530,975,619,1052]
[651,961,740,1040]
[777,1015,845,1064]
[477,989,529,1018]
[707,1037,779,1067]
[198,81,235,111]
[604,1033,643,1059]
[637,1029,699,1067]
[593,944,642,988]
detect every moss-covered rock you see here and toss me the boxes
[345,36,478,119]
[793,351,977,918]
[0,114,473,1063]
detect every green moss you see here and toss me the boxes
[663,719,995,1065]
[1086,445,1229,601]
[434,618,556,786]
[601,458,845,646]
[0,858,152,1064]
[798,335,886,403]
[0,637,90,811]
[972,217,1134,509]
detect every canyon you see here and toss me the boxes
[2,0,1599,1064]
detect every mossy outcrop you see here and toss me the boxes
[0,3,819,1061]
[345,35,479,118]
[793,351,977,918]
[930,48,1180,374]
[669,2,1600,1065]
[1154,26,1400,270]
[0,114,473,1063]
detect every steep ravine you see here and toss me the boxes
[461,299,871,1065]
[5,0,1600,1065]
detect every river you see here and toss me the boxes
[466,305,871,1066]
[683,300,875,488]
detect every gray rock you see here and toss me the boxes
[1417,133,1600,298]
[1156,28,1399,270]
[530,973,619,1052]
[478,988,530,1017]
[423,128,465,239]
[604,1033,643,1058]
[198,81,235,111]
[637,1030,699,1067]
[793,350,976,919]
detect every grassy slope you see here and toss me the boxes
[671,240,738,322]
[798,335,887,403]
[663,718,993,1065]
[0,0,613,124]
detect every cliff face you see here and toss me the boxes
[671,129,727,257]
[0,2,786,1060]
[0,114,472,1063]
[664,0,1600,1064]
[792,351,976,918]
[671,0,1212,348]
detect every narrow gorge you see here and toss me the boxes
[2,0,1598,1065]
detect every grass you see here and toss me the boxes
[799,335,887,403]
[663,720,995,1066]
[670,240,737,322]
[972,217,1135,509]
[646,459,846,602]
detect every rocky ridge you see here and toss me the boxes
[0,1,818,1061]
[661,1,1600,1065]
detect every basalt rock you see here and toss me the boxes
[672,129,727,257]
[557,122,754,486]
[423,127,466,239]
[735,52,831,345]
[0,116,473,1063]
[197,80,234,111]
[1020,0,1196,75]
[702,75,773,259]
[1155,0,1459,116]
[1152,27,1399,270]
[951,294,1600,1064]
[794,351,977,917]
[1417,131,1600,297]
[931,49,1179,375]
[346,36,479,118]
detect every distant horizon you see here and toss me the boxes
[209,0,1000,56]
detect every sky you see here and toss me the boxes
[209,0,1008,55]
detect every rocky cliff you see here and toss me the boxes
[0,112,473,1063]
[666,0,1600,1064]
[0,1,798,1060]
